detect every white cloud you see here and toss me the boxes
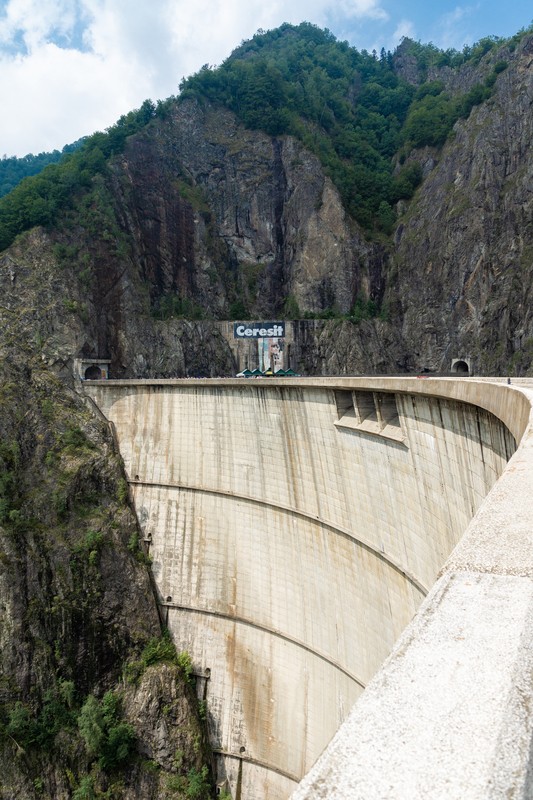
[330,0,388,22]
[433,4,479,50]
[391,19,417,47]
[0,43,147,155]
[0,0,82,51]
[0,0,392,156]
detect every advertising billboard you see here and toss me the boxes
[258,337,284,372]
[233,322,285,339]
[233,322,286,372]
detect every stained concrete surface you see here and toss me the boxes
[84,378,531,799]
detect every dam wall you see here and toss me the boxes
[84,377,527,799]
[293,382,533,799]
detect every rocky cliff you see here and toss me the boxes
[2,32,533,378]
[390,35,533,374]
[1,21,533,799]
[0,95,399,378]
[0,359,213,799]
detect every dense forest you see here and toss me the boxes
[0,21,529,252]
[0,140,84,199]
[180,23,518,230]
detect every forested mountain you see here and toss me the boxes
[0,101,162,252]
[179,23,511,230]
[1,21,532,376]
[0,22,526,251]
[1,20,533,798]
[0,140,84,199]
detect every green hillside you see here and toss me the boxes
[0,21,528,252]
[0,140,84,199]
[180,22,516,230]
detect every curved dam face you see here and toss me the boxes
[85,378,517,799]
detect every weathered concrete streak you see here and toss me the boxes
[85,378,523,799]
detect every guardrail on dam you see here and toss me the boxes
[84,377,533,799]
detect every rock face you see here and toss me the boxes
[116,102,365,317]
[390,35,533,374]
[0,361,213,799]
[3,37,533,378]
[0,95,395,379]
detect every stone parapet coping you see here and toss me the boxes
[292,570,533,800]
[85,375,532,442]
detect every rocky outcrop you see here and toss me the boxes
[0,97,395,378]
[390,35,533,373]
[0,360,213,798]
[113,99,377,318]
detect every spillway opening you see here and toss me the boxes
[334,389,404,442]
[334,389,356,419]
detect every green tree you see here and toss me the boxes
[78,692,135,771]
[402,93,455,148]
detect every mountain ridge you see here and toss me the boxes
[1,20,533,797]
[2,23,532,375]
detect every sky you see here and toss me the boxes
[0,0,532,157]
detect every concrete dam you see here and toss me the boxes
[84,377,533,799]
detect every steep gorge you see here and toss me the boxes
[1,21,533,799]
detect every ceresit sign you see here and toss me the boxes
[233,322,285,338]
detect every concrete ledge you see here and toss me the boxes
[131,478,429,594]
[292,571,533,800]
[333,416,406,443]
[159,599,367,686]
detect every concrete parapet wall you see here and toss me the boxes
[84,378,528,799]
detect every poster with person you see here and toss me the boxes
[257,337,285,372]
[267,337,284,372]
[234,322,285,373]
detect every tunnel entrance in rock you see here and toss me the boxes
[84,365,103,380]
[451,360,470,375]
